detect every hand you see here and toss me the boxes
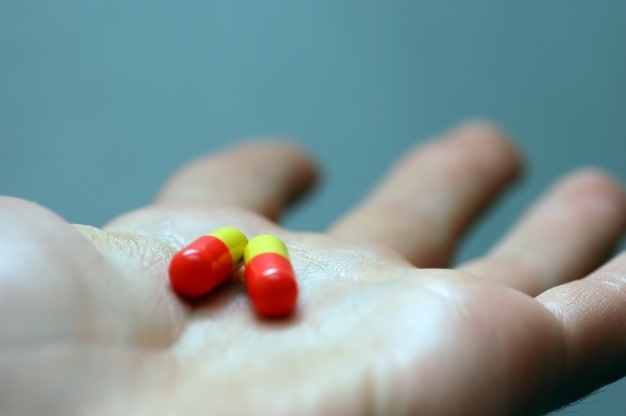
[2,123,625,415]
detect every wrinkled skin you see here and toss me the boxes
[1,123,626,415]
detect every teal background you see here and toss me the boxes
[1,2,625,413]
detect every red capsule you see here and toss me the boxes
[168,227,247,297]
[244,235,298,317]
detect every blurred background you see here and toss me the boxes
[1,1,624,413]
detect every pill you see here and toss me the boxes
[169,227,248,297]
[244,235,298,317]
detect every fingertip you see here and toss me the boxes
[448,120,525,177]
[557,168,626,198]
[232,139,321,217]
[450,119,510,138]
[156,138,320,221]
[252,139,320,193]
[553,168,626,232]
[231,139,320,180]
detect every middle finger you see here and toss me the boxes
[329,122,522,267]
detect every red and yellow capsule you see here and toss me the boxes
[169,227,248,298]
[244,235,298,317]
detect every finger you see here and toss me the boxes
[156,141,318,221]
[329,122,522,267]
[460,170,626,296]
[535,251,626,412]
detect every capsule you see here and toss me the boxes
[169,227,248,297]
[244,235,298,317]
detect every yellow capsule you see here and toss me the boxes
[244,235,297,317]
[169,226,248,297]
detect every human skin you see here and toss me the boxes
[1,122,625,415]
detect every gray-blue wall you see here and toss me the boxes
[1,2,624,414]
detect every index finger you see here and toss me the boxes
[156,141,318,222]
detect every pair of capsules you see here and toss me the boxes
[168,227,298,317]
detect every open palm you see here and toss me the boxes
[2,123,626,415]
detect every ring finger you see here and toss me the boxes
[459,169,626,296]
